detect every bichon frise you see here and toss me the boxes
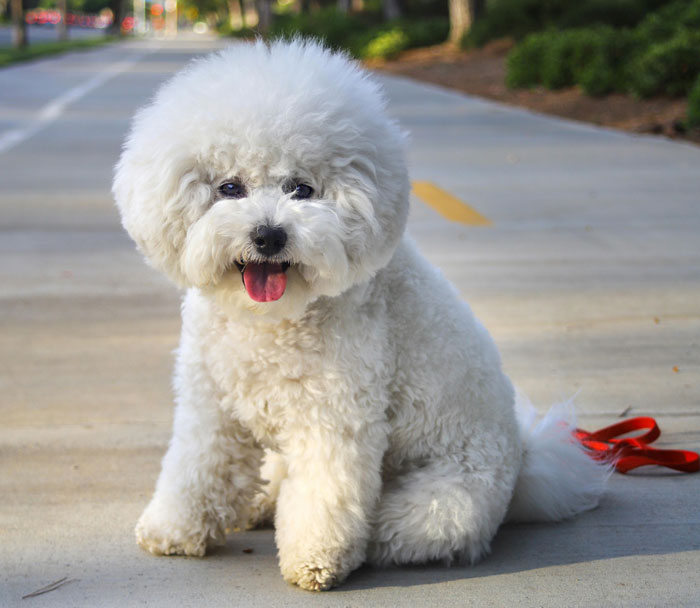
[113,39,608,591]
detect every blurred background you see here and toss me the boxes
[2,0,699,604]
[1,0,699,140]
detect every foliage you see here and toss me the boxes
[687,74,700,128]
[505,27,631,95]
[269,7,378,53]
[363,27,409,60]
[504,0,700,99]
[399,17,449,49]
[635,0,700,43]
[463,0,677,49]
[265,9,447,60]
[628,29,700,97]
[539,28,604,89]
[355,17,449,59]
[218,22,258,38]
[401,0,449,19]
[28,0,111,11]
[464,0,564,48]
[556,0,645,30]
[504,31,548,88]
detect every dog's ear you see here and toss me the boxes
[113,125,205,287]
[328,151,411,284]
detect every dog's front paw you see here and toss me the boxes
[280,545,361,592]
[284,562,339,592]
[135,500,210,557]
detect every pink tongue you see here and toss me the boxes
[243,262,288,302]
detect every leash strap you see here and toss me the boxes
[575,417,700,474]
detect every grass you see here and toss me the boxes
[0,35,118,68]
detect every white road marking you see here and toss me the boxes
[0,52,149,155]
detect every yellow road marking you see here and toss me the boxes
[411,181,491,226]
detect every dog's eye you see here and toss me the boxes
[282,182,314,200]
[282,179,314,200]
[218,180,247,199]
[292,183,314,200]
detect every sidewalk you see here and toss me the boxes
[1,38,699,607]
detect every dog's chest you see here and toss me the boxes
[205,317,336,446]
[202,302,394,450]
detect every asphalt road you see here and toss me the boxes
[1,36,699,607]
[0,24,105,46]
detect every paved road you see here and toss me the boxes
[0,24,105,46]
[1,36,699,607]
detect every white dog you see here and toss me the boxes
[113,39,607,591]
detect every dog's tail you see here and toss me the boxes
[506,394,612,523]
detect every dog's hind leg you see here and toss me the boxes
[367,457,518,566]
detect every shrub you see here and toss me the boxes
[463,0,673,49]
[687,75,700,128]
[557,0,644,29]
[269,7,377,52]
[628,29,700,97]
[507,27,634,93]
[218,23,257,39]
[635,0,700,43]
[402,17,449,48]
[540,28,609,89]
[358,17,448,60]
[464,0,569,48]
[363,28,410,59]
[505,31,549,88]
[578,54,619,96]
[267,10,447,60]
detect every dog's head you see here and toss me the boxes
[113,39,409,320]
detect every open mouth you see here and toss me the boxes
[233,260,291,303]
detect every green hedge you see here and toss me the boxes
[505,31,549,89]
[363,28,410,60]
[505,0,700,99]
[506,27,634,95]
[628,29,700,97]
[269,7,377,53]
[463,0,675,49]
[266,9,448,60]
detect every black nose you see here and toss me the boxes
[251,225,287,257]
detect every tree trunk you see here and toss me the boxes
[336,0,350,15]
[11,0,27,49]
[241,0,257,28]
[448,0,472,46]
[108,0,126,36]
[255,0,271,32]
[228,0,244,29]
[57,0,68,41]
[382,0,400,21]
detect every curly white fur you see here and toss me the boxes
[113,39,608,591]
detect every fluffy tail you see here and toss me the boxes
[507,395,612,523]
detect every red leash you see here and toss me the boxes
[575,417,700,474]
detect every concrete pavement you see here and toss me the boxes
[1,36,699,606]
